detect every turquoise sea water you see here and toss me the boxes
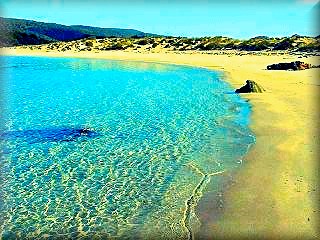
[0,56,254,239]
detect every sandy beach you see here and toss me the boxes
[2,46,319,239]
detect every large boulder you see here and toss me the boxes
[235,80,265,93]
[267,61,311,71]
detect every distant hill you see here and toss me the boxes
[0,17,159,47]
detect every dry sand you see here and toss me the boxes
[2,46,319,239]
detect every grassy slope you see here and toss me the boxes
[0,17,157,47]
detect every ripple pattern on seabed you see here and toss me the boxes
[0,56,254,239]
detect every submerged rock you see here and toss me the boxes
[235,80,265,93]
[267,61,311,71]
[0,127,99,144]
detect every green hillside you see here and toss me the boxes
[0,17,158,47]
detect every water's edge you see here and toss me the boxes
[0,55,256,239]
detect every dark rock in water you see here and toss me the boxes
[0,127,100,144]
[267,61,311,71]
[235,80,265,93]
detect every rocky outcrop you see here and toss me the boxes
[267,61,311,71]
[235,80,265,93]
[311,65,320,69]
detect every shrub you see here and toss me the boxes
[85,41,93,47]
[135,39,148,45]
[203,42,222,50]
[238,43,269,51]
[103,43,124,50]
[237,39,273,51]
[195,43,208,50]
[297,43,320,52]
[173,41,183,47]
[273,38,294,50]
[180,38,194,44]
[223,42,236,49]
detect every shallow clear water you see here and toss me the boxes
[0,56,254,239]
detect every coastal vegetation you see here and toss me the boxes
[1,17,319,53]
[8,35,320,55]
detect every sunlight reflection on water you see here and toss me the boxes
[0,56,254,239]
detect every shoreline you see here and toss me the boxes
[2,47,319,238]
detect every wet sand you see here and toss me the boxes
[2,46,319,239]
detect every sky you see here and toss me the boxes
[0,0,319,39]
